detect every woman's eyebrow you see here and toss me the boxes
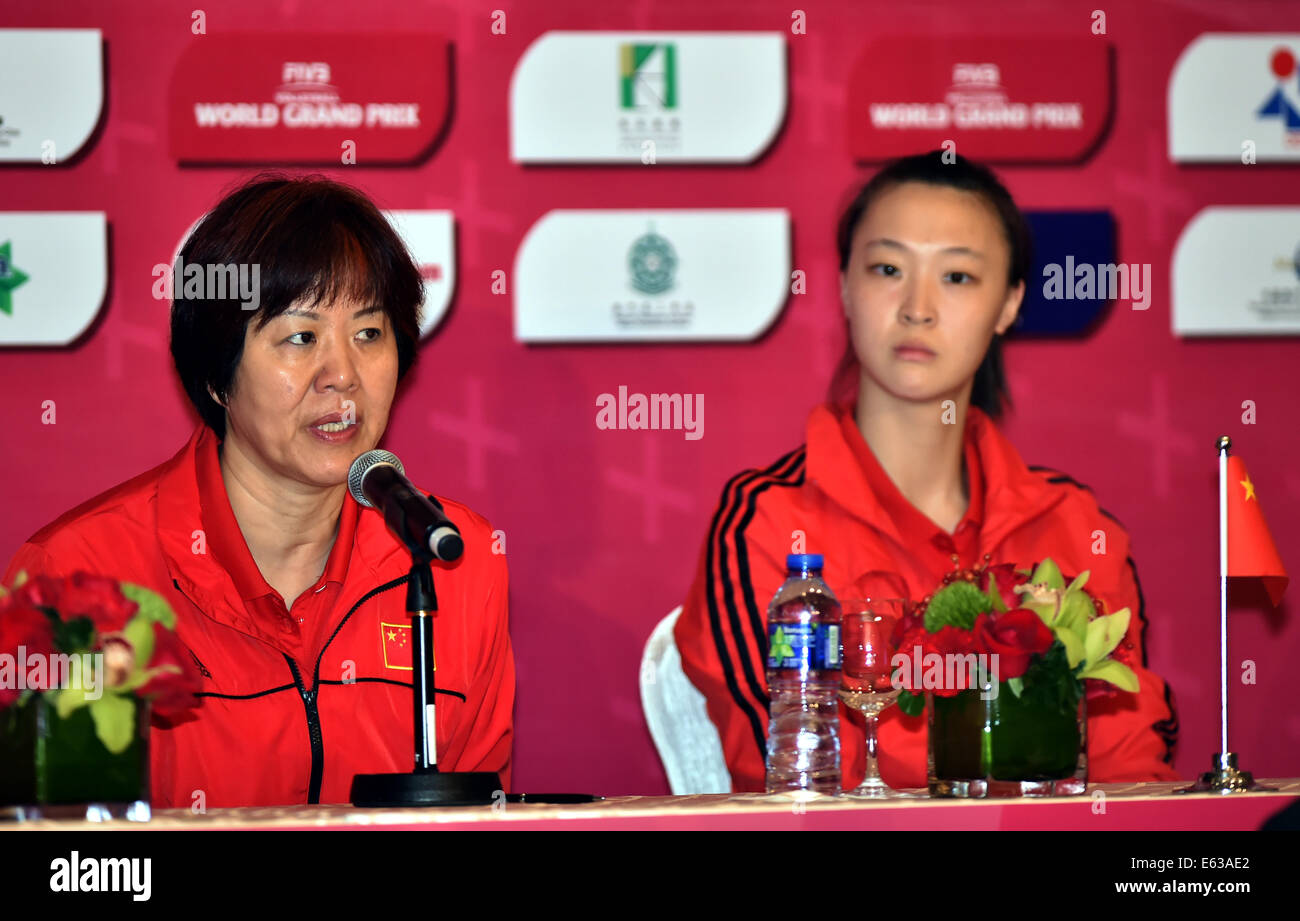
[282,304,384,320]
[862,238,986,260]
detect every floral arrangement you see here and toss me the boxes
[893,557,1139,717]
[0,570,202,753]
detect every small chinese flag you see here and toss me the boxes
[381,622,413,671]
[1227,456,1289,605]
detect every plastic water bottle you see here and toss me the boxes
[764,553,842,794]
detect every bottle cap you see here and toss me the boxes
[786,553,824,571]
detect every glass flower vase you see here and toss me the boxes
[0,694,151,821]
[927,682,1086,798]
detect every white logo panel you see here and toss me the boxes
[0,213,108,346]
[0,29,104,162]
[1169,33,1300,161]
[515,209,790,342]
[510,32,787,163]
[1173,207,1300,335]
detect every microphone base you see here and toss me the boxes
[349,770,502,807]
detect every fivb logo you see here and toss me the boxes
[50,852,151,901]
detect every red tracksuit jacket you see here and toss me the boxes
[675,402,1180,791]
[3,423,514,807]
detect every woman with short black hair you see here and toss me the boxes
[5,174,515,807]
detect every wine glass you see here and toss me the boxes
[838,598,909,798]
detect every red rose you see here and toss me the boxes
[921,626,980,697]
[11,573,66,612]
[889,599,925,650]
[0,600,57,708]
[138,623,203,718]
[983,563,1030,612]
[972,608,1055,679]
[57,572,139,636]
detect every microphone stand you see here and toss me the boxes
[350,498,501,807]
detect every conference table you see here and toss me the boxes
[8,779,1298,830]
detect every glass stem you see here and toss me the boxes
[863,712,882,784]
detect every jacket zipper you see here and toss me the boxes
[283,656,326,804]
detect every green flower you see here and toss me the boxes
[1014,559,1138,693]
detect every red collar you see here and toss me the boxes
[194,428,358,604]
[836,404,985,543]
[805,402,1062,553]
[161,426,366,614]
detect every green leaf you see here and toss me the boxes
[1066,571,1091,593]
[53,655,97,718]
[121,614,156,669]
[985,571,1008,613]
[1055,627,1086,669]
[1007,676,1024,698]
[1078,658,1140,693]
[897,689,925,717]
[89,692,136,755]
[1030,558,1065,591]
[1055,590,1093,642]
[923,581,991,632]
[120,582,176,629]
[1084,608,1131,667]
[54,616,95,655]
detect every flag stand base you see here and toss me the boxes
[1174,753,1276,794]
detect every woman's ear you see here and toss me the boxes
[995,280,1025,335]
[207,385,224,409]
[839,270,850,318]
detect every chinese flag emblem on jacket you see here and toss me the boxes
[1227,455,1289,606]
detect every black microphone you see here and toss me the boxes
[347,450,464,562]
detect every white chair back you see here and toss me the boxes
[640,606,732,794]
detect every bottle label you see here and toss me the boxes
[767,623,840,670]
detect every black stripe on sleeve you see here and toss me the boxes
[706,447,806,766]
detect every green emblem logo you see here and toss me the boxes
[619,43,677,110]
[0,241,30,316]
[769,627,795,663]
[628,228,677,295]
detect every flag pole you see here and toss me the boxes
[1176,435,1271,794]
[1218,436,1228,759]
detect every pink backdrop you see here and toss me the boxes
[3,0,1298,794]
